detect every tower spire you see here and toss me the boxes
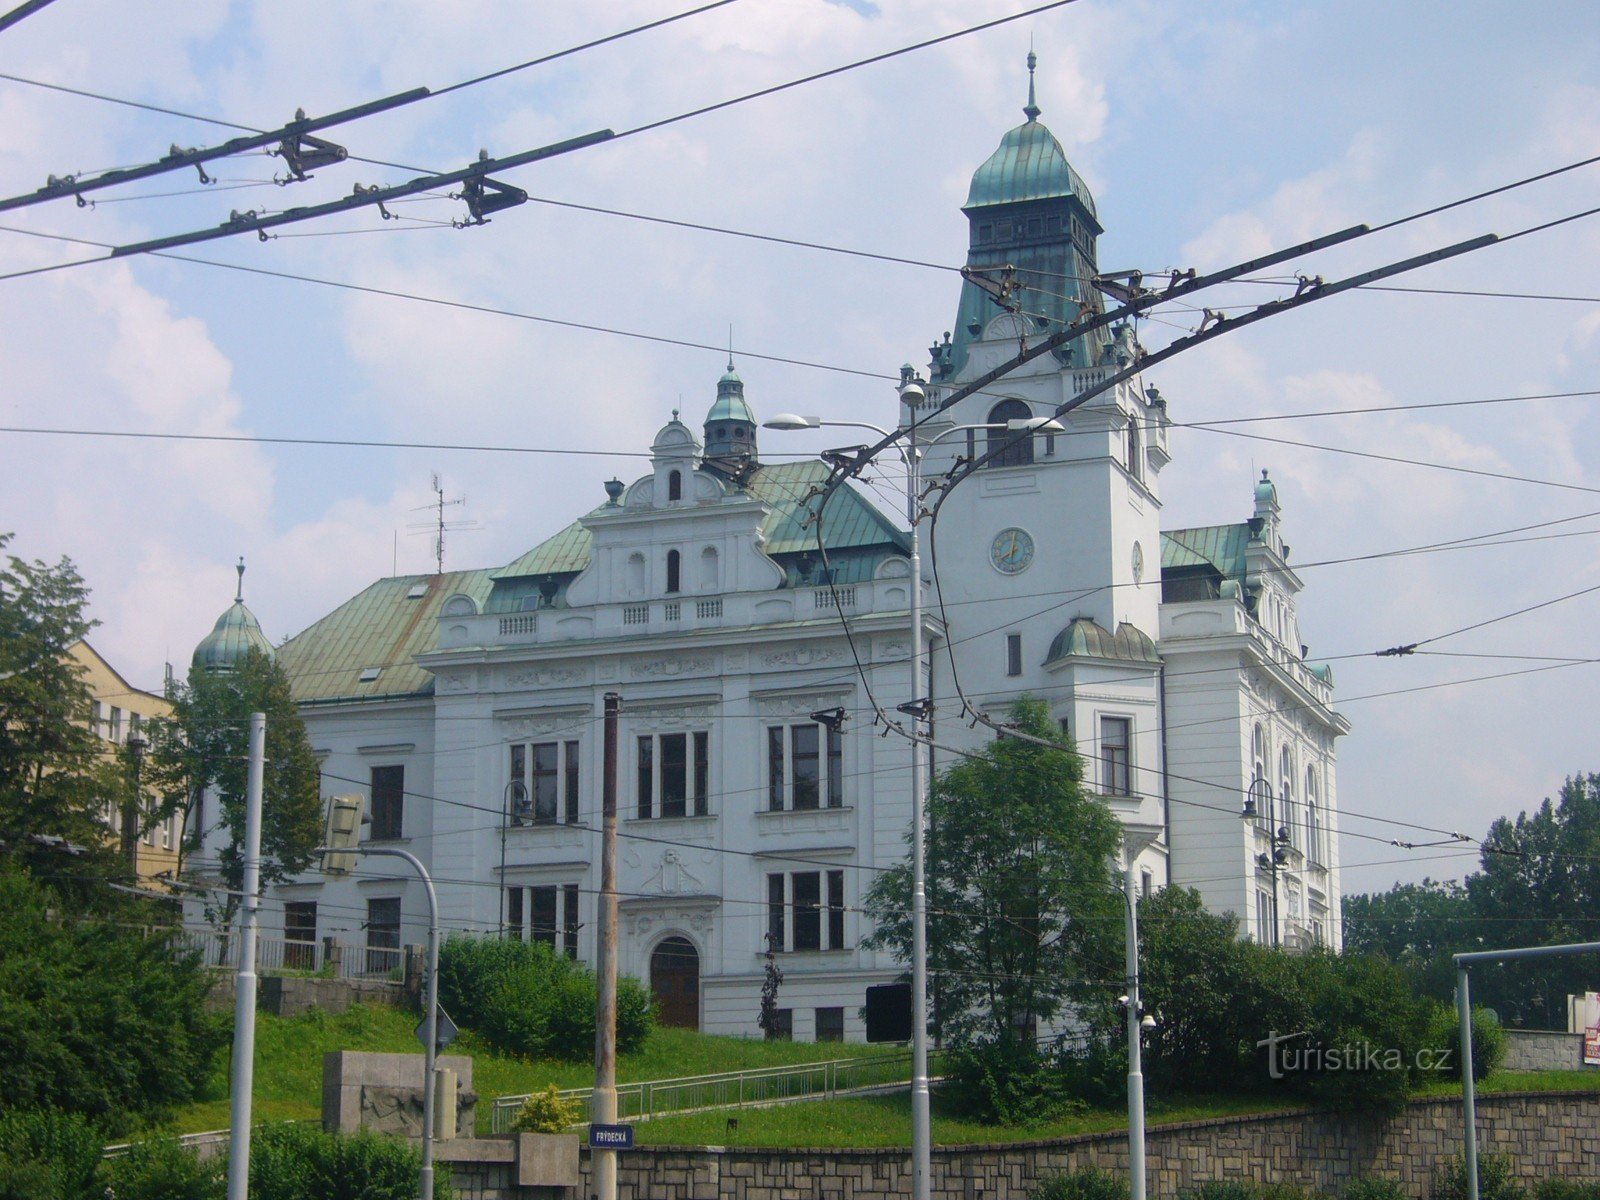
[1024,49,1041,122]
[235,556,245,603]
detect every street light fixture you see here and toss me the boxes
[763,395,1066,1200]
[1242,776,1289,948]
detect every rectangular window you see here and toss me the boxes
[285,901,317,970]
[637,736,653,820]
[1006,634,1022,677]
[509,740,581,826]
[1140,870,1153,900]
[370,765,405,840]
[793,872,821,951]
[816,1007,845,1042]
[766,723,844,811]
[365,897,401,975]
[506,886,524,940]
[91,700,104,737]
[767,873,785,950]
[1256,890,1273,944]
[769,870,846,952]
[772,1008,793,1041]
[1099,717,1131,796]
[636,732,709,819]
[109,706,123,742]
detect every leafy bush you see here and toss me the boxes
[510,1084,582,1134]
[1431,1153,1526,1200]
[0,1109,102,1200]
[246,1122,450,1200]
[944,1037,1085,1127]
[1343,1178,1409,1200]
[1032,1166,1130,1200]
[1420,1003,1506,1082]
[99,1135,224,1200]
[1535,1182,1600,1200]
[438,935,653,1060]
[1178,1185,1318,1200]
[0,872,227,1133]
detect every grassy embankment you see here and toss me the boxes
[159,1004,902,1135]
[157,1005,1600,1148]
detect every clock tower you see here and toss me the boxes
[906,57,1171,861]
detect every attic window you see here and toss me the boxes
[406,583,428,600]
[359,666,382,683]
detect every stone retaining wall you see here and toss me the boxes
[445,1091,1600,1200]
[1504,1030,1590,1073]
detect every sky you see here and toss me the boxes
[1,0,1597,897]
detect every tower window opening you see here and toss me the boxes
[668,470,682,501]
[986,399,1034,468]
[666,550,681,595]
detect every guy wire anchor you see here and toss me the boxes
[453,151,528,227]
[273,110,349,183]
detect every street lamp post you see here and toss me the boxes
[1242,776,1289,947]
[765,396,1064,1200]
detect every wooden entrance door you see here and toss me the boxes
[651,936,700,1030]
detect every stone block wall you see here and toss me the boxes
[444,1092,1600,1199]
[1503,1030,1589,1073]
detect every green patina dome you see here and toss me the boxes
[193,560,273,673]
[706,362,755,425]
[1045,618,1160,665]
[964,117,1097,220]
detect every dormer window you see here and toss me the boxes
[668,470,682,501]
[665,550,681,595]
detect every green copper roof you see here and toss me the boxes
[965,118,1097,220]
[706,363,755,425]
[277,569,493,702]
[192,600,274,672]
[1044,618,1159,665]
[492,460,907,588]
[1161,524,1251,581]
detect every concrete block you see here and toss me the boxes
[517,1132,580,1187]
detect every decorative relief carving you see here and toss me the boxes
[760,647,841,668]
[754,691,850,718]
[630,655,715,679]
[436,674,469,693]
[877,640,910,661]
[642,850,705,895]
[506,665,589,688]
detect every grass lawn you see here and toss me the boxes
[634,1089,1308,1149]
[157,1005,903,1136]
[634,1069,1600,1150]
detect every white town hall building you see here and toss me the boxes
[187,75,1346,1042]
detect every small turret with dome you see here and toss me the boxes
[702,356,759,472]
[192,558,274,673]
[934,53,1112,381]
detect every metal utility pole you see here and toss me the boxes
[904,421,932,1200]
[593,693,622,1200]
[1124,861,1147,1200]
[1453,940,1600,1200]
[226,712,265,1200]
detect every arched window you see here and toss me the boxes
[626,552,646,596]
[1126,416,1141,480]
[700,546,719,590]
[1249,724,1269,833]
[1279,747,1296,849]
[667,470,682,501]
[985,399,1034,468]
[665,549,681,595]
[1306,767,1322,865]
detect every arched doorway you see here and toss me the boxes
[650,936,700,1030]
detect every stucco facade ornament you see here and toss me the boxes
[631,655,715,679]
[643,850,705,895]
[760,646,842,667]
[507,665,589,688]
[754,691,850,717]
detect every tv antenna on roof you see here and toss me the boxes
[408,473,479,575]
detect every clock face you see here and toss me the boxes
[990,527,1035,575]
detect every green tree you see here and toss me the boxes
[150,647,322,925]
[0,870,225,1134]
[0,537,119,885]
[1341,878,1479,1003]
[863,698,1122,1116]
[1466,775,1600,1027]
